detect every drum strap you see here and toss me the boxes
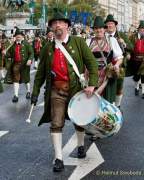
[55,40,88,88]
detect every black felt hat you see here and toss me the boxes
[14,28,24,36]
[48,8,71,27]
[104,14,118,25]
[93,16,106,28]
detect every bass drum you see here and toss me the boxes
[68,91,124,138]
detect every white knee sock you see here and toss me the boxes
[135,82,139,90]
[26,83,30,92]
[13,83,19,97]
[138,79,141,86]
[115,95,123,107]
[141,83,144,94]
[51,133,62,160]
[34,61,38,68]
[76,130,85,147]
[0,70,5,78]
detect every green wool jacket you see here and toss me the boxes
[0,40,11,68]
[113,31,133,77]
[6,40,34,83]
[32,36,98,126]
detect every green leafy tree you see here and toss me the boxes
[0,4,7,24]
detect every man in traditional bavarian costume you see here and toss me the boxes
[89,16,123,104]
[6,28,34,103]
[46,27,54,42]
[130,20,144,98]
[42,27,54,47]
[33,32,42,69]
[104,14,126,108]
[31,10,98,172]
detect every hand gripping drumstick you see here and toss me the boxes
[26,104,34,123]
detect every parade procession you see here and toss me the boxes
[0,1,144,180]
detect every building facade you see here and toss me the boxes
[98,0,144,32]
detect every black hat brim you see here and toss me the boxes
[93,25,107,29]
[104,20,118,25]
[49,18,71,27]
[138,25,144,29]
[14,33,24,37]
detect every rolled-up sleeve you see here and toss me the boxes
[110,37,123,60]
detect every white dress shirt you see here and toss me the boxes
[105,32,123,60]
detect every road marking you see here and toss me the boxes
[0,131,9,138]
[63,133,104,180]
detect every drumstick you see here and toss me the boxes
[26,104,34,123]
[95,79,108,97]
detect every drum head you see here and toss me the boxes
[68,91,100,126]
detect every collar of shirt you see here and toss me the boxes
[106,31,116,37]
[138,33,141,39]
[55,34,69,49]
[16,41,21,45]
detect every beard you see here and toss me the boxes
[54,28,63,37]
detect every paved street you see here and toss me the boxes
[0,72,144,180]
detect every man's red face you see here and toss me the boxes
[15,34,23,41]
[139,28,144,33]
[106,21,116,33]
[47,32,53,39]
[51,20,68,37]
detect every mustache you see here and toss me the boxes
[54,29,63,36]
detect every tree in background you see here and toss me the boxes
[31,0,106,26]
[0,5,7,24]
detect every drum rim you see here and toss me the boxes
[68,90,100,126]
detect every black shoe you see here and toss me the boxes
[53,159,64,172]
[142,94,144,99]
[85,130,93,136]
[135,88,139,96]
[12,95,18,103]
[26,92,31,99]
[77,146,86,158]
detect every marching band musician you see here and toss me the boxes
[130,20,144,98]
[88,16,123,140]
[6,28,34,103]
[104,14,126,108]
[89,16,123,104]
[33,32,42,69]
[31,10,98,172]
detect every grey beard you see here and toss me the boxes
[55,29,63,37]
